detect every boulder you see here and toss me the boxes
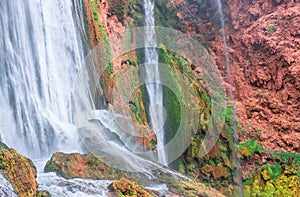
[44,152,134,180]
[0,142,37,197]
[108,178,154,197]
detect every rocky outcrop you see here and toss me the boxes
[44,152,135,180]
[0,143,38,197]
[44,151,226,196]
[161,178,225,197]
[108,178,154,197]
[243,166,300,197]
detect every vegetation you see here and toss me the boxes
[268,24,275,34]
[108,0,132,25]
[156,44,238,194]
[110,178,154,197]
[129,90,145,124]
[243,151,300,196]
[154,0,180,29]
[89,0,108,42]
[239,138,265,158]
[106,63,114,76]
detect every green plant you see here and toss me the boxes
[268,24,275,34]
[106,63,114,76]
[239,138,264,158]
[254,129,261,137]
[265,163,282,180]
[92,9,99,21]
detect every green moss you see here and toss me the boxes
[0,146,37,196]
[265,164,282,180]
[106,63,114,76]
[36,190,51,197]
[243,167,300,197]
[110,178,154,197]
[239,138,264,158]
[157,47,183,145]
[154,0,180,29]
[129,90,145,125]
[243,151,300,196]
[89,0,108,41]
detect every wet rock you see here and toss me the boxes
[0,143,37,197]
[108,178,154,197]
[167,179,225,197]
[44,152,134,180]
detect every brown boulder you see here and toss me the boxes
[44,152,134,180]
[0,144,37,197]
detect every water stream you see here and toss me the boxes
[216,0,243,196]
[143,0,168,166]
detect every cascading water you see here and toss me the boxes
[0,0,84,158]
[216,0,243,196]
[0,0,112,196]
[0,174,17,197]
[144,0,168,165]
[0,0,189,195]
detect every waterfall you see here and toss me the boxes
[216,0,243,196]
[0,0,189,195]
[144,0,168,165]
[0,0,84,158]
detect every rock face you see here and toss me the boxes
[220,0,300,153]
[83,0,157,151]
[152,0,300,195]
[171,0,300,155]
[0,143,38,197]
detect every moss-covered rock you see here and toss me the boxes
[243,151,300,196]
[0,143,38,197]
[44,152,135,180]
[36,190,51,197]
[156,43,235,194]
[109,178,154,197]
[167,179,225,197]
[243,167,300,197]
[44,152,226,196]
